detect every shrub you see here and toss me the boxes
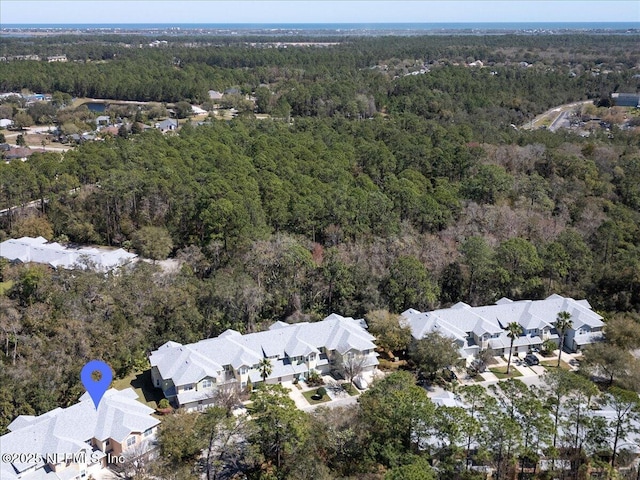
[158,398,170,409]
[307,370,324,387]
[541,339,556,357]
[316,387,327,397]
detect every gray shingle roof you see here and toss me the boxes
[1,388,158,479]
[404,294,603,350]
[0,237,137,272]
[150,313,377,387]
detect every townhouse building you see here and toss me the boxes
[149,313,378,411]
[403,294,604,360]
[0,388,159,480]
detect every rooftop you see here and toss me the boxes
[0,236,137,272]
[150,313,377,385]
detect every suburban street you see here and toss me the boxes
[522,99,593,130]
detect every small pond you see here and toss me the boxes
[84,102,107,113]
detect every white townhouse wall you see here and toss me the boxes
[0,388,159,480]
[149,313,379,411]
[403,294,604,360]
[0,236,138,272]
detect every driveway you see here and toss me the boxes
[301,394,359,412]
[284,383,310,409]
[284,373,373,412]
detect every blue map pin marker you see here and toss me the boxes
[81,360,112,409]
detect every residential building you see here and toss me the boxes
[403,294,604,360]
[150,313,378,411]
[0,388,159,480]
[95,115,111,126]
[0,236,138,272]
[155,118,178,133]
[2,147,36,161]
[208,90,223,100]
[611,92,640,108]
[47,55,68,62]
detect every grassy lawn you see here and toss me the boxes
[302,390,331,405]
[112,370,165,410]
[540,359,573,370]
[0,281,14,295]
[341,383,359,396]
[490,367,523,379]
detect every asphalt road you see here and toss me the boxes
[523,99,593,130]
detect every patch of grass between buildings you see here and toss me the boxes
[490,366,523,379]
[341,383,359,396]
[302,390,331,405]
[540,359,572,370]
[112,370,165,410]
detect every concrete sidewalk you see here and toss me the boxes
[285,382,311,409]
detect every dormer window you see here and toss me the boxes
[202,379,213,389]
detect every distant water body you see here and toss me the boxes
[3,22,639,32]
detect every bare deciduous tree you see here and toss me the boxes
[210,382,241,415]
[340,352,367,387]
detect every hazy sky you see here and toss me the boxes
[1,1,639,24]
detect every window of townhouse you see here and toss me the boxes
[127,436,136,447]
[202,379,213,388]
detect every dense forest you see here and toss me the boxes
[0,32,640,478]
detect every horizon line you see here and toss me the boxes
[3,21,639,25]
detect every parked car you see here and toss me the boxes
[524,354,540,366]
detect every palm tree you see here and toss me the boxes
[505,322,523,375]
[554,311,573,367]
[258,358,272,383]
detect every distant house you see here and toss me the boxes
[100,125,120,136]
[68,133,82,144]
[149,40,168,47]
[3,147,35,161]
[150,313,379,411]
[403,294,604,359]
[0,388,159,480]
[611,92,640,107]
[47,54,67,62]
[0,236,137,272]
[96,115,111,126]
[191,105,207,115]
[208,90,223,100]
[155,118,178,133]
